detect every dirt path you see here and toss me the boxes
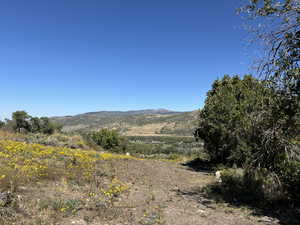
[14,158,285,225]
[107,159,280,225]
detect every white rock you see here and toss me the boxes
[215,170,222,183]
[71,220,87,225]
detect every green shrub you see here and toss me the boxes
[125,136,204,157]
[87,129,126,150]
[218,168,285,205]
[278,161,300,204]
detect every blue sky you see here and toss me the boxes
[0,0,257,119]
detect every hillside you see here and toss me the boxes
[51,109,199,136]
[0,136,290,225]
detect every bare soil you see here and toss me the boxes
[6,159,288,225]
[107,159,281,225]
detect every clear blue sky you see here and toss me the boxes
[0,0,256,119]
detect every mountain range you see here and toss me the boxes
[51,109,199,136]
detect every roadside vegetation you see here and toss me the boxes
[193,0,300,217]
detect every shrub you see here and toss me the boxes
[87,129,126,150]
[278,161,300,204]
[217,168,283,205]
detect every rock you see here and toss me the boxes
[197,209,206,214]
[126,152,131,156]
[258,216,275,223]
[70,219,87,225]
[215,170,222,183]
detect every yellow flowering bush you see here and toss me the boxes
[100,177,129,200]
[0,140,139,191]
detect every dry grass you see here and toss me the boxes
[0,131,90,149]
[124,122,171,136]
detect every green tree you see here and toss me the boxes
[9,111,61,134]
[239,1,300,191]
[195,75,272,165]
[29,117,42,133]
[12,111,31,132]
[240,1,300,138]
[195,74,300,203]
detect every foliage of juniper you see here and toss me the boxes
[194,75,275,166]
[195,74,300,203]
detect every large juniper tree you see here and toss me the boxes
[194,75,275,166]
[238,0,300,168]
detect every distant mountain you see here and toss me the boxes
[77,109,182,117]
[51,109,199,136]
